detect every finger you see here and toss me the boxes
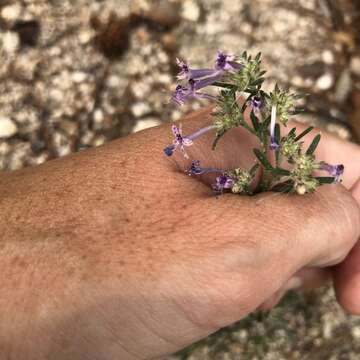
[334,178,360,314]
[283,122,360,189]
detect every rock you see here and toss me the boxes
[0,117,18,138]
[160,33,178,52]
[71,71,88,83]
[93,109,104,123]
[315,73,334,90]
[2,31,20,54]
[350,56,360,76]
[132,118,161,133]
[78,30,94,44]
[1,4,22,23]
[334,69,352,103]
[131,102,152,117]
[351,326,360,340]
[144,0,181,29]
[321,50,334,65]
[182,0,201,22]
[12,53,39,81]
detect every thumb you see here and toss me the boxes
[334,178,360,314]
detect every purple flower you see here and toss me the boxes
[187,160,223,176]
[163,124,216,158]
[171,79,217,105]
[215,51,243,72]
[270,105,280,151]
[249,96,263,113]
[213,174,235,193]
[320,162,344,182]
[176,58,218,81]
[163,124,193,158]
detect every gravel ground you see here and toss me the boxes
[1,0,360,358]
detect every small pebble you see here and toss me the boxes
[322,50,335,65]
[182,0,201,22]
[71,72,88,83]
[1,4,22,22]
[316,73,334,90]
[351,326,360,339]
[131,102,152,118]
[0,117,18,138]
[335,69,352,103]
[2,31,20,53]
[350,56,360,76]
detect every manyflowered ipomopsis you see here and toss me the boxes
[163,51,344,195]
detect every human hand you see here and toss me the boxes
[1,106,359,360]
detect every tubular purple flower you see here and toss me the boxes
[171,79,218,106]
[176,58,218,80]
[213,174,235,193]
[187,160,224,176]
[320,162,344,182]
[248,96,263,113]
[163,124,216,157]
[269,105,280,151]
[215,51,243,72]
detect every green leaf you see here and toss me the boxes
[253,149,273,170]
[274,124,280,143]
[274,123,281,163]
[211,82,237,90]
[294,126,314,141]
[212,132,226,150]
[288,127,297,138]
[315,176,335,184]
[255,52,262,61]
[273,168,291,176]
[249,163,260,176]
[261,115,271,131]
[271,181,294,193]
[291,108,305,115]
[306,134,321,155]
[250,111,260,132]
[251,78,265,86]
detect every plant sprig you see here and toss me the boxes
[164,51,344,195]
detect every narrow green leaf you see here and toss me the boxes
[288,127,297,138]
[306,134,321,155]
[274,124,280,143]
[255,52,262,61]
[291,107,305,115]
[211,82,237,90]
[250,111,260,132]
[253,149,273,170]
[252,78,265,86]
[273,168,291,176]
[249,163,260,176]
[261,115,271,131]
[294,126,314,141]
[212,132,226,150]
[315,176,335,184]
[271,181,294,193]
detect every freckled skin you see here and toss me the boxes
[0,107,360,359]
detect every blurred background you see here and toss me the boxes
[1,0,360,358]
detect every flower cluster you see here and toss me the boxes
[163,51,344,195]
